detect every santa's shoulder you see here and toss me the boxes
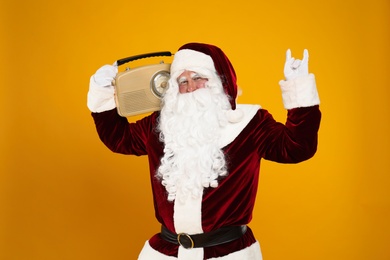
[220,104,261,148]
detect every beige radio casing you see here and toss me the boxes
[113,63,170,117]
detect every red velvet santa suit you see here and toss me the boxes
[91,103,320,259]
[88,43,321,259]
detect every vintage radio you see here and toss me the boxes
[112,51,172,117]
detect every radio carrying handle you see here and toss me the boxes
[116,51,172,66]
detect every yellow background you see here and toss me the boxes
[1,0,389,259]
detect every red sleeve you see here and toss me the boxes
[259,105,321,163]
[91,109,158,156]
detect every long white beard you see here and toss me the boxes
[157,86,231,202]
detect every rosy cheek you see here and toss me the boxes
[178,86,187,93]
[198,80,207,89]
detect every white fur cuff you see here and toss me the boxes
[279,74,320,110]
[87,75,116,113]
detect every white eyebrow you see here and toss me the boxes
[177,76,187,84]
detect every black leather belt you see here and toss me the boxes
[160,225,247,249]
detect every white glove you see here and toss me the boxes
[279,49,320,109]
[283,49,309,81]
[92,64,118,87]
[87,64,118,113]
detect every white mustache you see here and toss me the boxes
[175,88,214,115]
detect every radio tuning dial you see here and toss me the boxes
[151,71,170,98]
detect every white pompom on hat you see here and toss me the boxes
[171,43,243,123]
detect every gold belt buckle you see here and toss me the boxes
[177,233,195,249]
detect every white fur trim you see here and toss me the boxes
[173,193,203,234]
[219,104,260,148]
[172,193,204,259]
[178,247,204,260]
[87,75,116,112]
[138,240,262,260]
[171,49,216,76]
[279,73,320,110]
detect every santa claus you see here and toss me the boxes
[87,43,321,259]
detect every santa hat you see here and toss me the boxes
[170,42,243,122]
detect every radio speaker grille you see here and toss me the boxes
[116,89,160,116]
[114,63,170,117]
